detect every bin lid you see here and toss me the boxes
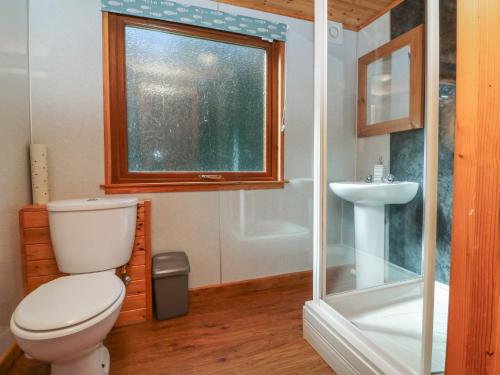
[153,252,190,278]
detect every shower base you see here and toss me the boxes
[324,280,449,374]
[326,244,420,294]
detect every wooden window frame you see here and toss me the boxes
[357,24,425,137]
[102,13,285,194]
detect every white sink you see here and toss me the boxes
[329,181,419,205]
[329,181,419,289]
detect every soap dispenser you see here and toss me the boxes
[374,156,385,183]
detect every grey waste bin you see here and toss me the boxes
[152,252,190,320]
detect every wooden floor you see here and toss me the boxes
[9,272,333,375]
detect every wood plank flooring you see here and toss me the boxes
[9,271,333,375]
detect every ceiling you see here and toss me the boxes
[216,0,404,31]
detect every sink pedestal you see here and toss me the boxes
[329,181,419,291]
[354,204,385,289]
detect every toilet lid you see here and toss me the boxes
[14,273,124,331]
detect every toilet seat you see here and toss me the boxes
[11,273,125,341]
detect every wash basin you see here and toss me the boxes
[329,181,418,205]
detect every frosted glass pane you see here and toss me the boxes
[366,45,410,126]
[125,26,267,172]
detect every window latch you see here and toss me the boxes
[199,174,223,180]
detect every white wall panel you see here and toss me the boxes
[29,0,317,287]
[0,0,31,352]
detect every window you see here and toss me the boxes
[102,13,285,193]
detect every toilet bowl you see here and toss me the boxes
[10,197,138,374]
[11,272,125,374]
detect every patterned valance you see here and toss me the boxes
[101,0,288,42]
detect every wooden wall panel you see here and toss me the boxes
[216,0,403,31]
[18,200,153,328]
[446,0,500,373]
[126,280,146,296]
[115,308,148,327]
[24,243,54,262]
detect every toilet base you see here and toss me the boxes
[51,344,110,375]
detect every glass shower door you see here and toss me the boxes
[316,0,442,373]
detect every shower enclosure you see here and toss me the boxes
[304,0,455,374]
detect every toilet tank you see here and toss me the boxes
[47,197,139,274]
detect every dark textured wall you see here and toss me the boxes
[388,0,456,284]
[390,0,425,38]
[436,82,455,283]
[440,0,457,81]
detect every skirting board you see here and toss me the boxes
[303,301,411,375]
[189,270,312,301]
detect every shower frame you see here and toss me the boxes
[303,0,441,373]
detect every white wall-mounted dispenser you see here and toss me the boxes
[373,156,386,183]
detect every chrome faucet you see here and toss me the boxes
[382,174,395,183]
[362,175,373,183]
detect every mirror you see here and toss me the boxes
[366,45,410,125]
[357,25,424,137]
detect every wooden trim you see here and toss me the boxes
[102,13,286,193]
[189,270,312,300]
[112,15,276,183]
[356,0,405,31]
[102,12,113,185]
[143,200,153,321]
[102,180,286,194]
[0,343,22,375]
[277,40,286,182]
[18,207,28,294]
[217,0,315,23]
[445,0,500,373]
[357,25,425,137]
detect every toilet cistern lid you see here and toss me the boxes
[47,197,138,212]
[13,272,124,331]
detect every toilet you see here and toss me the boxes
[10,197,139,375]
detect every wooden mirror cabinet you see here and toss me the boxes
[357,25,425,137]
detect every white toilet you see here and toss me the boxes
[10,197,139,375]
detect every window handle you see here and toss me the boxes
[199,174,223,180]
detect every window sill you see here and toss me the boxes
[101,181,287,194]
